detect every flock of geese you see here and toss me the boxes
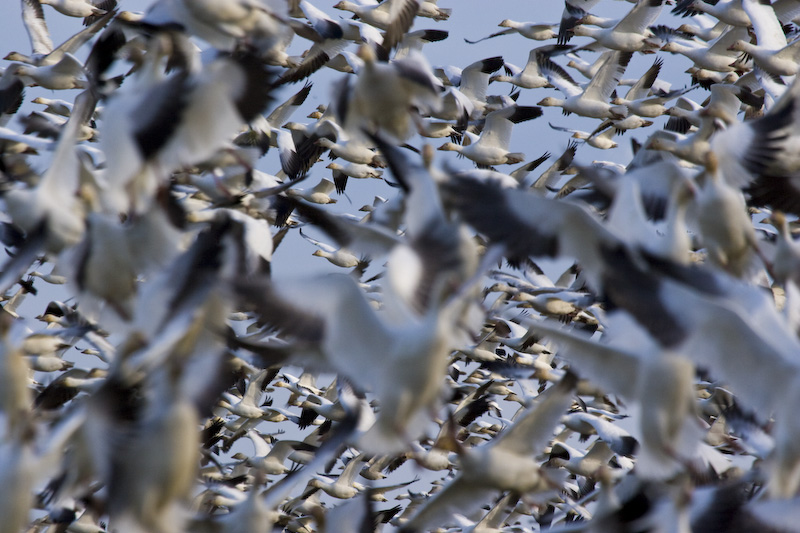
[5,0,800,531]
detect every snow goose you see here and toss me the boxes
[557,0,605,44]
[299,228,366,270]
[547,440,617,479]
[465,19,558,44]
[693,153,760,277]
[538,50,631,120]
[399,373,577,531]
[100,41,278,213]
[394,28,448,59]
[571,0,665,52]
[727,0,800,76]
[528,317,706,479]
[672,0,752,27]
[234,268,482,454]
[445,55,505,120]
[490,47,570,90]
[275,1,349,84]
[141,0,286,53]
[562,410,638,458]
[315,120,383,165]
[611,57,691,118]
[765,211,800,286]
[703,76,800,211]
[3,90,93,264]
[19,0,53,60]
[608,249,800,495]
[6,53,87,90]
[333,0,419,50]
[661,25,749,72]
[417,0,450,21]
[286,177,337,205]
[440,171,625,290]
[343,44,442,141]
[326,161,383,193]
[39,0,111,19]
[9,4,114,66]
[550,121,618,149]
[437,105,543,166]
[676,15,730,41]
[243,430,315,475]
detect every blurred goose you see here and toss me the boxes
[101,41,277,213]
[547,440,617,478]
[672,0,751,26]
[9,5,114,66]
[326,162,383,193]
[693,154,759,277]
[528,317,703,479]
[39,0,110,18]
[334,0,419,50]
[343,44,442,141]
[244,431,314,475]
[142,0,286,52]
[401,374,577,531]
[727,0,800,76]
[6,53,87,90]
[3,90,92,274]
[395,28,449,59]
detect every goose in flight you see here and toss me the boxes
[400,373,577,531]
[538,51,631,119]
[438,105,543,166]
[571,0,665,52]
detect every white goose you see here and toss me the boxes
[571,0,665,52]
[465,19,558,44]
[438,105,543,166]
[661,25,749,73]
[727,0,800,76]
[344,45,442,141]
[611,58,690,118]
[490,47,569,90]
[401,374,577,531]
[538,50,630,119]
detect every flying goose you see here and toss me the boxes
[611,57,691,118]
[465,19,558,44]
[10,4,115,66]
[727,0,800,76]
[528,317,705,479]
[538,50,631,119]
[343,44,442,141]
[100,40,278,213]
[39,0,112,19]
[490,47,571,90]
[400,373,577,531]
[571,0,665,52]
[438,105,543,166]
[660,25,750,73]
